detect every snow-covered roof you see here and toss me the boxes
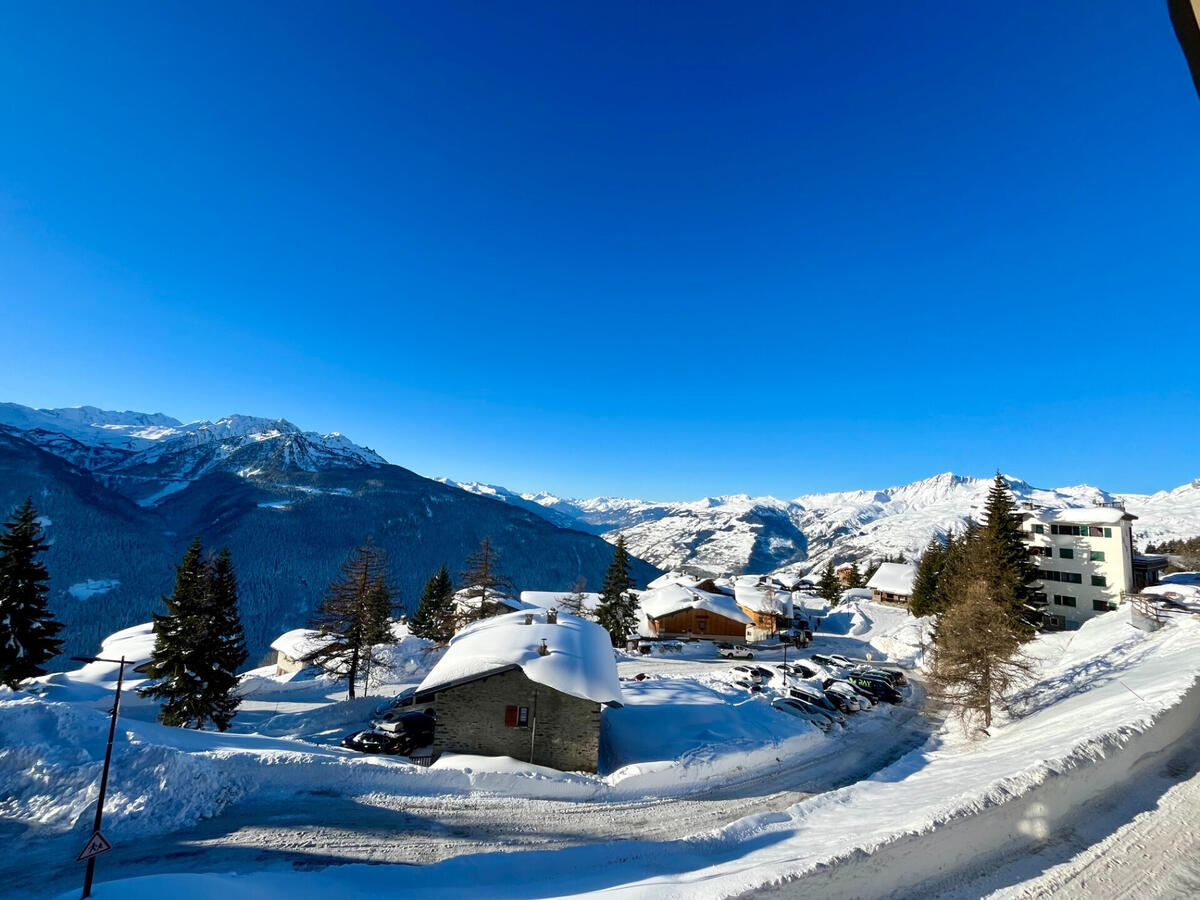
[417,610,622,706]
[639,583,754,625]
[269,628,332,661]
[645,571,695,590]
[520,590,602,613]
[1161,571,1200,587]
[733,583,793,617]
[1024,507,1136,525]
[97,622,157,666]
[866,562,917,596]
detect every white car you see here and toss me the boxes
[824,680,865,712]
[718,643,754,660]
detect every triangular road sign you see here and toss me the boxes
[76,831,113,862]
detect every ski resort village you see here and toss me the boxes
[2,405,1200,898]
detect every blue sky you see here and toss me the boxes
[1,2,1197,498]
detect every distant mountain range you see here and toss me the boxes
[0,403,659,662]
[441,472,1200,577]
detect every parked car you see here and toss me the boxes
[733,678,763,693]
[660,640,684,653]
[771,698,832,732]
[854,665,907,687]
[782,696,838,730]
[829,678,876,708]
[847,673,903,705]
[341,730,409,754]
[822,679,864,712]
[373,686,417,717]
[788,686,846,724]
[375,711,437,748]
[718,644,755,660]
[777,662,818,679]
[812,653,854,669]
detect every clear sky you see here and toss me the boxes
[1,2,1198,499]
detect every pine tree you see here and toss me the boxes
[596,536,638,647]
[977,473,1039,634]
[0,498,63,688]
[206,547,248,731]
[845,562,864,589]
[141,537,212,727]
[457,537,515,627]
[816,560,841,607]
[310,541,397,699]
[410,564,456,643]
[909,535,949,618]
[929,578,1035,732]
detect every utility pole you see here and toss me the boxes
[70,655,128,899]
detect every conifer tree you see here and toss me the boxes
[929,578,1035,732]
[142,537,212,727]
[141,539,249,730]
[816,560,841,607]
[206,547,248,731]
[845,562,864,589]
[0,498,63,688]
[310,541,397,699]
[977,473,1039,633]
[596,536,638,647]
[909,535,949,618]
[410,564,455,643]
[457,537,515,626]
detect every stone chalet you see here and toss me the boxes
[413,609,622,772]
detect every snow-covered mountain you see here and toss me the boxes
[0,403,385,506]
[445,472,1200,577]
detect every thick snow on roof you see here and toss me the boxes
[520,590,602,614]
[417,610,622,705]
[1025,506,1136,525]
[269,629,331,661]
[645,571,695,590]
[866,562,917,596]
[733,583,793,617]
[639,583,754,625]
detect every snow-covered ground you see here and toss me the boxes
[6,598,1199,900]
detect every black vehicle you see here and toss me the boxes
[734,678,763,693]
[855,665,907,687]
[828,677,877,706]
[751,665,775,681]
[379,711,436,745]
[341,730,408,754]
[847,673,903,705]
[778,662,818,679]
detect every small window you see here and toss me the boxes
[1068,572,1082,584]
[1092,599,1110,612]
[504,705,531,728]
[1091,575,1107,587]
[1090,551,1105,562]
[1032,524,1045,534]
[1104,527,1112,538]
[1089,526,1104,538]
[517,706,529,727]
[1060,548,1074,559]
[1054,595,1076,607]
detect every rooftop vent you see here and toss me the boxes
[546,608,558,625]
[538,638,549,657]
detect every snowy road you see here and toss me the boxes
[13,683,933,899]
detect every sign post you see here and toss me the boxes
[70,654,128,899]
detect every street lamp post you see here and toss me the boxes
[70,655,128,900]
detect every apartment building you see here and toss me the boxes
[1021,505,1136,628]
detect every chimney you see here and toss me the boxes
[538,638,549,657]
[546,608,558,625]
[524,613,534,625]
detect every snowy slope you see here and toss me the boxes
[456,472,1200,578]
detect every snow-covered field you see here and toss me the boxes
[5,600,1198,899]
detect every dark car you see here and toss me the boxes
[847,673,903,704]
[815,681,858,713]
[855,665,907,687]
[341,730,408,754]
[733,678,763,693]
[778,662,818,679]
[378,711,436,746]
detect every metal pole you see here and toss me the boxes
[82,656,125,900]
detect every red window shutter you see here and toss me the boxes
[504,705,518,727]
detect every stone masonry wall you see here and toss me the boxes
[433,667,602,772]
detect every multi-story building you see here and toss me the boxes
[1021,505,1137,628]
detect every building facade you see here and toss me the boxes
[1022,506,1136,628]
